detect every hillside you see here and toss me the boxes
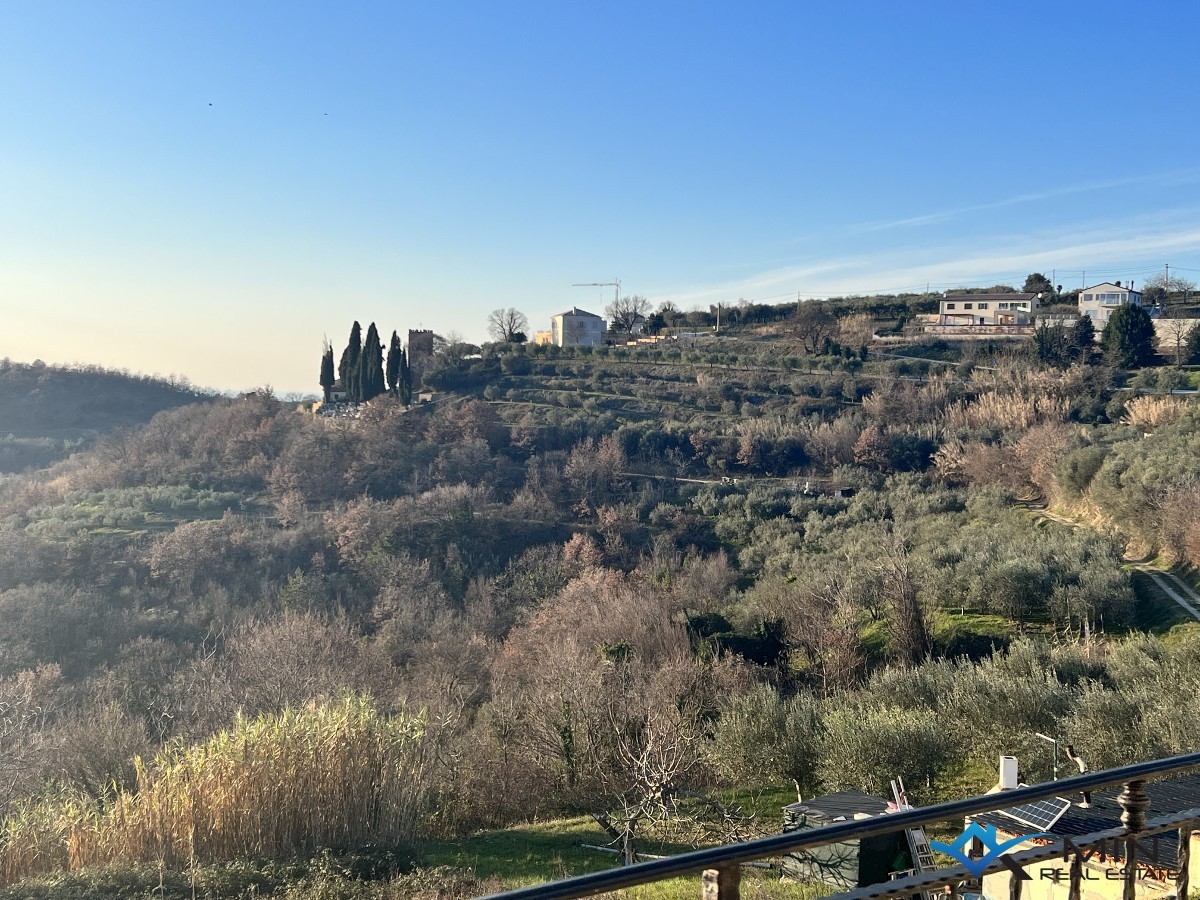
[0,359,209,472]
[0,334,1198,895]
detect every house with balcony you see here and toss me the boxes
[1078,282,1144,328]
[938,292,1041,326]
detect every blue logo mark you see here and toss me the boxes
[930,822,1054,878]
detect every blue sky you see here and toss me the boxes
[3,1,1200,393]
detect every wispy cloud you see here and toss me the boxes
[656,216,1200,309]
[853,168,1200,234]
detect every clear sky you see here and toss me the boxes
[4,0,1200,394]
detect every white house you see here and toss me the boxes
[1078,282,1143,327]
[938,292,1040,326]
[551,307,606,347]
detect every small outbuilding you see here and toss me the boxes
[782,791,914,889]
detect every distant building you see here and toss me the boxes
[551,307,605,347]
[407,329,435,387]
[938,292,1040,326]
[1078,282,1143,328]
[407,329,435,357]
[533,330,553,345]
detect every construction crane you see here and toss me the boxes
[572,278,621,310]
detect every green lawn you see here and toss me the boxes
[419,796,832,899]
[421,817,626,885]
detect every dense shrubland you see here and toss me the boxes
[0,332,1198,890]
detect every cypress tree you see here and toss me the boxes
[386,331,403,398]
[399,348,412,405]
[319,341,335,402]
[338,321,362,402]
[1071,315,1095,362]
[361,322,386,401]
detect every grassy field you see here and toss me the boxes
[419,786,826,898]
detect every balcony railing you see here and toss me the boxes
[482,751,1200,900]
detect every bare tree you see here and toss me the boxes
[487,308,529,343]
[878,540,930,666]
[792,301,836,354]
[606,295,651,333]
[1143,272,1197,307]
[838,312,875,347]
[656,300,680,325]
[1157,310,1195,366]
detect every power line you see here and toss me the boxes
[674,261,1198,311]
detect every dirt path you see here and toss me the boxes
[1029,504,1200,624]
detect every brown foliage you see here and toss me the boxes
[1123,395,1191,431]
[801,417,859,468]
[1014,422,1079,501]
[326,497,395,569]
[564,435,628,512]
[852,426,892,472]
[861,376,953,426]
[1160,482,1200,567]
[752,573,865,694]
[425,399,506,450]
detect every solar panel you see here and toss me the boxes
[996,797,1072,831]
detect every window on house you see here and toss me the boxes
[1083,294,1093,302]
[978,303,988,309]
[998,303,1009,309]
[945,303,956,310]
[964,303,973,310]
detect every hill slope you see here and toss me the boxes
[0,359,209,471]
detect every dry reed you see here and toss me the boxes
[1122,394,1191,431]
[0,696,429,887]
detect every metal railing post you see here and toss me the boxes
[701,865,740,900]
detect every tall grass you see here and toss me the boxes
[1122,394,1190,430]
[0,696,429,886]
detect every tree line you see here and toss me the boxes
[320,321,412,405]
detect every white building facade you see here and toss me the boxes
[551,307,606,347]
[1078,282,1143,327]
[938,292,1040,326]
